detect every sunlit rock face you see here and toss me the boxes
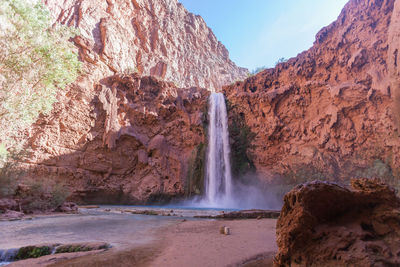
[44,0,248,90]
[22,0,250,203]
[224,0,400,182]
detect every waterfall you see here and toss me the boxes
[204,92,233,207]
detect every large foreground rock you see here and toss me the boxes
[275,178,400,266]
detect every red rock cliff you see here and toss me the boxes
[22,0,248,203]
[44,0,247,90]
[224,0,400,186]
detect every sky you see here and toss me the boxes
[179,0,348,71]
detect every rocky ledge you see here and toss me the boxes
[0,196,78,221]
[275,178,400,266]
[194,209,280,219]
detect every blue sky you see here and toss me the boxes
[179,0,348,71]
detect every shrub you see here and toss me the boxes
[226,100,256,180]
[0,161,18,198]
[275,57,288,66]
[185,142,206,197]
[15,246,51,260]
[249,66,267,76]
[0,0,81,164]
[0,151,24,197]
[17,178,71,212]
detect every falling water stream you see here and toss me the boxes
[204,92,234,207]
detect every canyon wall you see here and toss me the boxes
[21,0,247,203]
[44,0,247,90]
[27,74,208,203]
[225,0,400,187]
[24,0,400,203]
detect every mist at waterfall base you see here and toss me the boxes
[184,177,282,210]
[181,92,281,210]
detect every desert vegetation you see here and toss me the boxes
[0,0,80,213]
[0,0,81,165]
[226,100,256,180]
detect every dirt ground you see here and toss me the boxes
[45,218,277,267]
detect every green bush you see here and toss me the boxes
[0,0,81,164]
[18,178,71,212]
[275,57,288,66]
[249,66,267,76]
[0,151,24,197]
[185,142,206,197]
[226,100,256,180]
[0,162,18,198]
[15,246,51,260]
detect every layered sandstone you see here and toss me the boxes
[26,74,208,203]
[44,0,247,90]
[275,178,400,266]
[20,0,247,203]
[224,0,400,183]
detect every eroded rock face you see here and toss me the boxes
[44,0,247,90]
[275,178,400,266]
[25,74,208,203]
[224,0,400,181]
[20,0,247,203]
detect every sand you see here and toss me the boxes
[4,214,277,267]
[150,219,277,267]
[50,218,277,267]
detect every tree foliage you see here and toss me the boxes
[0,0,81,164]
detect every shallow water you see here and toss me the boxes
[98,205,238,217]
[0,209,183,251]
[0,205,230,252]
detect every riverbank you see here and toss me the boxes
[48,219,277,267]
[1,208,277,266]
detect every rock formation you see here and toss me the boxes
[224,0,400,185]
[20,0,246,203]
[275,178,400,266]
[44,0,247,90]
[26,74,208,203]
[23,0,400,203]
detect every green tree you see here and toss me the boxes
[0,0,81,165]
[275,57,287,66]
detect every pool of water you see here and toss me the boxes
[0,211,184,251]
[90,205,238,217]
[0,205,242,265]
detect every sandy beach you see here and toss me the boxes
[3,212,277,267]
[48,218,277,267]
[150,219,277,267]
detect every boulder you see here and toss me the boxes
[56,202,78,213]
[0,198,18,212]
[275,178,400,266]
[0,210,24,220]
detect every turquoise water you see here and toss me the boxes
[0,210,189,265]
[0,205,233,266]
[102,204,238,212]
[0,211,182,250]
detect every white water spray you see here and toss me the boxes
[204,92,234,207]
